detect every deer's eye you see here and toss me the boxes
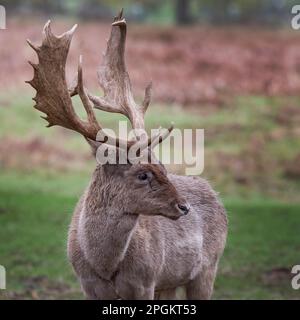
[137,173,148,181]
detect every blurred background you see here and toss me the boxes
[0,0,300,299]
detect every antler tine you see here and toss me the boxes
[27,39,40,53]
[77,55,100,129]
[149,123,174,149]
[130,123,174,152]
[27,21,101,141]
[142,82,152,112]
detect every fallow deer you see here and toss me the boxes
[27,11,227,300]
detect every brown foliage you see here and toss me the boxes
[0,136,89,171]
[274,104,300,126]
[284,153,300,179]
[2,19,300,105]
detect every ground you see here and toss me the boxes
[0,171,299,299]
[0,20,300,299]
[3,19,300,105]
[0,90,299,299]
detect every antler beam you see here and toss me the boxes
[90,9,151,130]
[27,11,173,151]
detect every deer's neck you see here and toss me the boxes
[78,169,138,280]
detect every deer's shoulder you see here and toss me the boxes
[167,174,218,203]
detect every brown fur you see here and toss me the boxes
[67,162,227,299]
[27,14,227,300]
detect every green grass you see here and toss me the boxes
[216,200,300,299]
[0,90,300,299]
[0,170,299,299]
[0,180,77,298]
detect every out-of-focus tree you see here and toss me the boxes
[1,0,299,26]
[30,0,65,14]
[175,0,192,25]
[76,0,112,20]
[1,0,66,15]
[197,0,295,25]
[0,0,22,11]
[76,0,146,21]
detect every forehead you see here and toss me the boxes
[137,163,167,178]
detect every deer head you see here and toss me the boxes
[27,10,190,219]
[94,162,190,219]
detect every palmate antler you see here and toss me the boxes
[88,9,150,130]
[27,10,173,150]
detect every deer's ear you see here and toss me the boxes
[85,138,101,157]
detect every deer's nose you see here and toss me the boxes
[176,203,190,215]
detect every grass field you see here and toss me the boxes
[0,170,299,299]
[0,91,299,299]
